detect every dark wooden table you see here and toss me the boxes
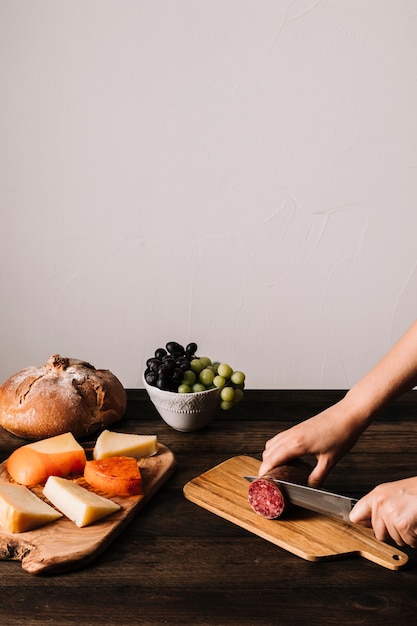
[1,389,417,625]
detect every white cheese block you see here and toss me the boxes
[43,476,120,528]
[93,430,158,460]
[0,482,62,533]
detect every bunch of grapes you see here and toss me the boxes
[144,341,245,409]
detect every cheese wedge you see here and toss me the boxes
[7,432,87,486]
[0,483,62,533]
[93,430,158,460]
[43,476,120,527]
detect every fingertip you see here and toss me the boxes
[349,501,359,521]
[349,502,362,524]
[349,498,372,526]
[258,462,269,476]
[306,469,324,489]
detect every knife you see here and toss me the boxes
[244,476,358,522]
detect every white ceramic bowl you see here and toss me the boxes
[143,376,222,432]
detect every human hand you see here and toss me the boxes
[350,477,417,547]
[258,401,364,487]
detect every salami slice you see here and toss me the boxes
[248,460,311,519]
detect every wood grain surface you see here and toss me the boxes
[184,455,408,570]
[1,389,417,626]
[0,443,176,574]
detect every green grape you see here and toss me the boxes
[199,356,212,368]
[178,384,192,393]
[220,400,234,410]
[182,370,196,385]
[220,386,235,402]
[192,382,206,393]
[213,375,226,388]
[190,358,205,374]
[231,371,245,386]
[217,363,233,379]
[199,368,215,386]
[233,388,244,403]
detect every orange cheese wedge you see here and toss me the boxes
[7,432,87,486]
[84,456,143,496]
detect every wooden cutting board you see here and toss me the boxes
[0,443,176,575]
[183,455,409,570]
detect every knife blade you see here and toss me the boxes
[244,476,358,522]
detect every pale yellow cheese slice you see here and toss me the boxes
[43,476,120,528]
[93,430,158,460]
[0,482,62,533]
[28,431,84,454]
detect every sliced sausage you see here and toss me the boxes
[248,460,311,519]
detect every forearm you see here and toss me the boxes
[260,319,417,483]
[342,319,417,427]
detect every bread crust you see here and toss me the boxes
[0,355,127,440]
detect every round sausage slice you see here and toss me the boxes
[248,460,311,519]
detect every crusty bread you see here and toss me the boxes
[0,354,127,440]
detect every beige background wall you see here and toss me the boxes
[1,1,416,389]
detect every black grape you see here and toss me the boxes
[166,341,185,356]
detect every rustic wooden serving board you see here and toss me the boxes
[183,455,409,570]
[0,443,176,575]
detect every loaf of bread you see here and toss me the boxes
[0,355,127,440]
